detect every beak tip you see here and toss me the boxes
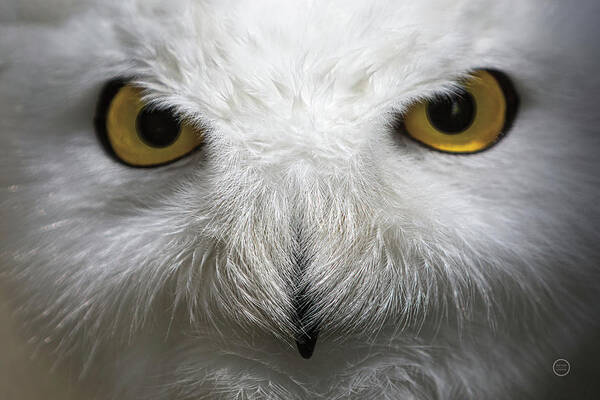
[296,334,318,359]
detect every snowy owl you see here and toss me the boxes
[1,0,599,399]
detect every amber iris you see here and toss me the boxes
[102,83,203,167]
[402,69,517,153]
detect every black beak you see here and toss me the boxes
[296,324,319,359]
[293,284,319,359]
[292,227,319,359]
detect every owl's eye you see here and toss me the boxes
[401,69,518,154]
[95,79,203,167]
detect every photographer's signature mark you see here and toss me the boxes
[552,359,570,377]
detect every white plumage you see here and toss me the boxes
[1,0,599,398]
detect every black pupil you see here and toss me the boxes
[426,91,476,134]
[136,107,181,148]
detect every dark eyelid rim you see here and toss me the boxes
[396,68,520,155]
[94,78,128,165]
[93,77,203,168]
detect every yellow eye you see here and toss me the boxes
[402,69,518,154]
[95,80,203,167]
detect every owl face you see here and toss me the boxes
[1,0,599,398]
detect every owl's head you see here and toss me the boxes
[1,0,599,398]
